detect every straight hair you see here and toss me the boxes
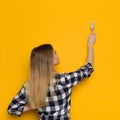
[27,44,55,109]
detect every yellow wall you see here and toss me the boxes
[0,0,120,119]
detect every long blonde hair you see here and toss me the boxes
[28,44,55,109]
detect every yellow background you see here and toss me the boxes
[0,0,120,120]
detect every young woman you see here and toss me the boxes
[7,32,96,120]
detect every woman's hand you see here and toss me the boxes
[23,105,32,112]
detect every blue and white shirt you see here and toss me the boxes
[7,62,94,120]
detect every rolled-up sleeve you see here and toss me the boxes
[7,84,28,116]
[65,62,94,88]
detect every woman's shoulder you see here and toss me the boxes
[23,80,30,96]
[55,72,67,79]
[55,72,68,85]
[23,80,29,85]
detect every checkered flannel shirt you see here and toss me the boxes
[7,62,94,120]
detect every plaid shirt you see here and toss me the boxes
[7,62,94,120]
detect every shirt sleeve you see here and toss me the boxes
[7,84,28,116]
[65,62,94,88]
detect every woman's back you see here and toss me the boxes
[7,62,94,120]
